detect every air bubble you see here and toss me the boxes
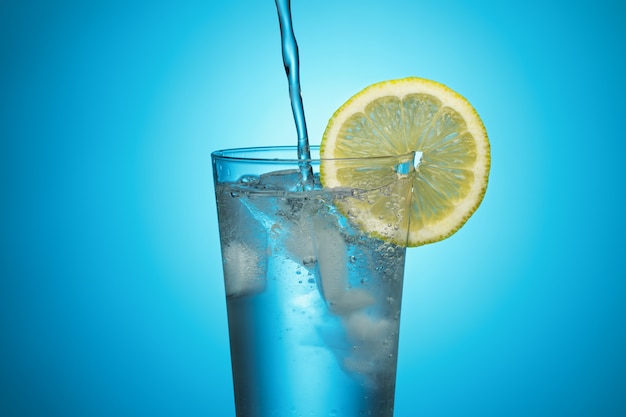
[239,174,260,184]
[303,256,317,267]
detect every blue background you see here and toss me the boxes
[1,0,625,416]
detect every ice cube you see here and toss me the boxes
[284,228,316,268]
[314,223,374,315]
[342,312,397,379]
[239,170,311,230]
[258,169,303,191]
[222,241,266,297]
[239,196,276,230]
[315,224,348,304]
[329,289,375,315]
[344,312,393,343]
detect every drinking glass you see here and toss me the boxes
[212,146,415,417]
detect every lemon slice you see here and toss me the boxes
[320,77,490,247]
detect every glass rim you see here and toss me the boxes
[211,145,416,163]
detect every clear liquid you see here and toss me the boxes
[216,171,406,417]
[274,0,314,188]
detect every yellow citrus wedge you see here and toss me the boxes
[320,77,490,247]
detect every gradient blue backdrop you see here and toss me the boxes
[1,0,625,416]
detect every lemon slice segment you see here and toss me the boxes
[320,77,490,247]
